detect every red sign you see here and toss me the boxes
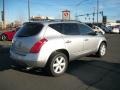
[64,12,69,17]
[62,10,70,20]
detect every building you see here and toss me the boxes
[0,22,2,30]
[116,20,120,23]
[106,22,120,26]
[30,16,54,21]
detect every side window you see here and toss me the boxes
[63,23,80,35]
[49,23,63,33]
[78,24,94,35]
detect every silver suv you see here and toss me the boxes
[10,20,107,76]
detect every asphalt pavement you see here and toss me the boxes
[0,34,120,90]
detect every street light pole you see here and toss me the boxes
[97,0,99,25]
[28,0,30,21]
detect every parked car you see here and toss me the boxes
[0,27,20,41]
[10,21,107,76]
[100,25,111,33]
[86,23,105,35]
[86,23,110,33]
[111,28,119,34]
[92,25,105,35]
[111,25,120,34]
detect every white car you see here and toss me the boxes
[111,27,120,34]
[93,26,105,35]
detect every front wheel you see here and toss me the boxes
[96,42,107,57]
[46,52,68,77]
[1,34,7,41]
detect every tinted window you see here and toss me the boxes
[17,22,43,37]
[63,23,80,35]
[79,24,94,35]
[49,23,63,33]
[86,23,93,28]
[100,25,110,32]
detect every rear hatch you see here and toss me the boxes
[11,22,44,55]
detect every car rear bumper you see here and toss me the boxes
[10,50,46,68]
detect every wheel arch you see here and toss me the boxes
[50,49,69,61]
[45,49,69,67]
[97,40,107,51]
[102,41,107,47]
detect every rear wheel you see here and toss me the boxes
[1,34,7,41]
[96,42,107,57]
[46,52,68,76]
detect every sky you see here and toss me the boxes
[0,0,120,23]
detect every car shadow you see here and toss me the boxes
[0,45,49,76]
[0,45,120,90]
[67,60,120,90]
[0,45,12,71]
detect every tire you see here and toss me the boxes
[46,52,68,77]
[1,34,7,41]
[96,42,107,57]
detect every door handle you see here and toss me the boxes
[84,39,89,41]
[65,40,72,43]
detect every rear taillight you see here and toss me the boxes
[30,38,48,53]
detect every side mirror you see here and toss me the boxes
[95,31,104,35]
[88,31,97,35]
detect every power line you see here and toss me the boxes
[76,11,103,17]
[75,0,90,20]
[29,1,76,6]
[75,0,89,6]
[75,11,103,23]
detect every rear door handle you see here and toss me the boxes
[65,40,72,43]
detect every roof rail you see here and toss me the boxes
[30,19,81,23]
[48,19,81,22]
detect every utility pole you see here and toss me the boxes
[2,0,5,29]
[93,7,95,24]
[97,0,99,25]
[75,8,78,20]
[28,0,30,21]
[100,11,103,22]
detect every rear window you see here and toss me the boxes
[17,22,43,37]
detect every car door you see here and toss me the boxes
[78,24,99,53]
[62,23,84,58]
